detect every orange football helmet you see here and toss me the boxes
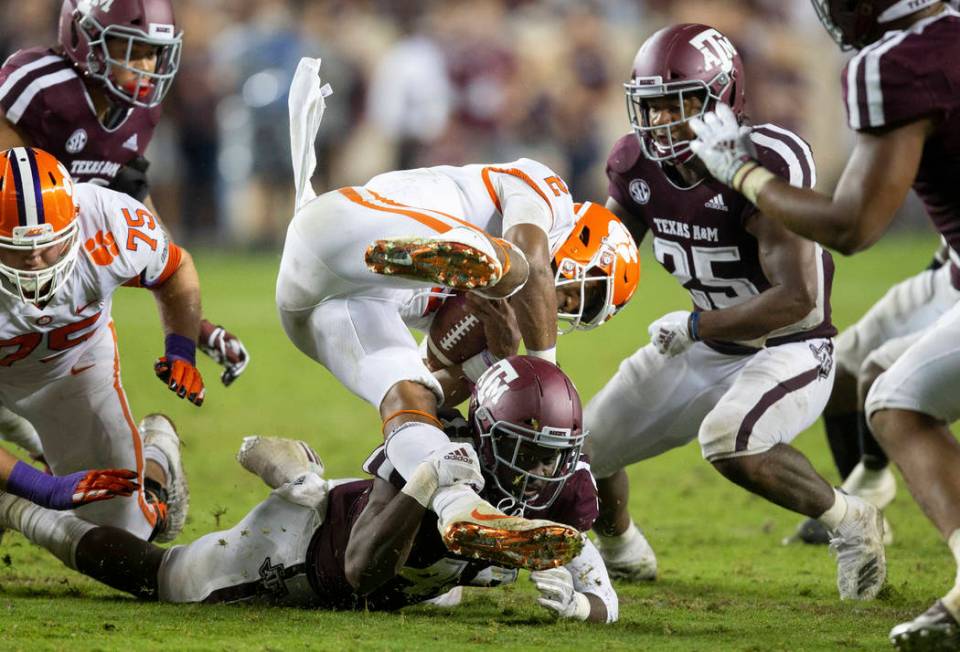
[553,202,640,332]
[0,148,81,303]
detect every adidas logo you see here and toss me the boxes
[705,193,728,211]
[122,134,139,151]
[443,447,473,465]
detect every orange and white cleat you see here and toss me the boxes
[365,226,504,291]
[440,505,583,571]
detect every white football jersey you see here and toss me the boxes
[0,183,178,384]
[364,157,578,254]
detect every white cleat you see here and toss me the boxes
[237,436,325,489]
[595,522,658,581]
[141,414,189,544]
[829,496,886,600]
[890,600,960,651]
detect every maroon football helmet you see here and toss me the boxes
[624,23,746,163]
[469,356,585,514]
[811,0,943,49]
[59,0,182,108]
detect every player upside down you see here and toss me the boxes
[0,357,617,623]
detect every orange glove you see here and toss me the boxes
[155,357,206,406]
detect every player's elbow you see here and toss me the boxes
[344,539,392,595]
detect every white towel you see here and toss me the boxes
[288,57,333,210]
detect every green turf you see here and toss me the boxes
[0,233,954,650]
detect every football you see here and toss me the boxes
[425,292,487,370]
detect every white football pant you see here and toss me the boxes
[0,323,156,539]
[276,187,482,408]
[586,339,836,478]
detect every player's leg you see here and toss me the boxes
[586,343,739,580]
[863,305,960,647]
[701,340,885,600]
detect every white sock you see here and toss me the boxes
[384,421,451,480]
[597,520,639,547]
[818,488,850,531]
[0,493,93,569]
[942,529,960,618]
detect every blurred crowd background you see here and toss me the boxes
[0,0,938,248]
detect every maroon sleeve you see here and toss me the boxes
[841,18,960,131]
[605,134,643,210]
[543,467,599,532]
[0,49,72,135]
[751,124,816,189]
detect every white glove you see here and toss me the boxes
[688,103,758,186]
[530,567,591,621]
[427,442,485,491]
[648,310,694,357]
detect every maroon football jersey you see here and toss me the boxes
[842,7,960,274]
[305,460,598,611]
[0,48,160,185]
[607,125,836,351]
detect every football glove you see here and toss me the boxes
[688,103,756,186]
[648,310,696,357]
[199,319,250,386]
[6,461,138,510]
[530,567,591,621]
[155,357,206,406]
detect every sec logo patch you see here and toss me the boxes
[66,129,88,154]
[629,179,650,205]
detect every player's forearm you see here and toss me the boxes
[698,284,816,342]
[0,448,18,486]
[511,264,557,352]
[756,179,879,255]
[151,248,202,342]
[345,493,424,594]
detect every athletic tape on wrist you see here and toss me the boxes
[462,351,499,383]
[732,161,776,205]
[6,460,53,504]
[527,347,557,365]
[164,333,197,366]
[687,311,701,341]
[401,461,440,509]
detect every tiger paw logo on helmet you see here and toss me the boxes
[84,230,120,266]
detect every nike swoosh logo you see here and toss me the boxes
[76,299,98,315]
[469,508,507,521]
[70,363,95,375]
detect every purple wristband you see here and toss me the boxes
[7,461,81,510]
[165,333,197,366]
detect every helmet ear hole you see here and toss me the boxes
[578,226,590,246]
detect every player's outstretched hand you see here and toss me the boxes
[199,319,250,386]
[688,103,756,187]
[155,357,206,406]
[530,567,591,621]
[648,310,695,357]
[5,461,138,510]
[465,294,521,360]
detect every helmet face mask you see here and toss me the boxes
[0,225,81,304]
[0,148,82,304]
[60,0,183,109]
[625,24,746,164]
[469,356,586,514]
[554,203,640,333]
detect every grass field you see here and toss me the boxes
[0,233,955,651]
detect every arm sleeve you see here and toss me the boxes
[566,537,619,623]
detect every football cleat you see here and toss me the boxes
[365,227,503,291]
[237,435,325,489]
[890,600,960,651]
[424,586,464,608]
[829,496,886,600]
[595,523,658,581]
[141,414,189,544]
[440,504,583,571]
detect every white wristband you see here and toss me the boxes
[461,350,499,383]
[400,461,439,509]
[527,347,557,365]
